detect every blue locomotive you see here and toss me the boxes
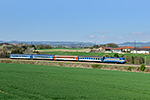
[9,54,126,64]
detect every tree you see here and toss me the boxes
[140,63,146,71]
[89,46,93,49]
[99,43,118,48]
[114,53,119,57]
[124,56,132,64]
[93,45,99,48]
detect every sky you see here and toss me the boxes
[0,0,150,44]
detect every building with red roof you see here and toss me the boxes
[104,47,111,51]
[141,46,150,49]
[103,47,112,53]
[112,48,122,53]
[121,46,134,52]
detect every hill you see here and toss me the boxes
[119,42,150,47]
[0,40,94,47]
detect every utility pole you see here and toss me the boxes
[145,53,147,65]
[134,40,136,53]
[31,41,33,45]
[95,41,98,56]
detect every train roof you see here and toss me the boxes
[104,57,125,59]
[32,54,54,56]
[10,54,54,56]
[55,55,78,57]
[10,54,32,55]
[105,57,125,58]
[79,56,103,58]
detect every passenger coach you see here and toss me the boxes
[32,54,54,60]
[79,56,103,62]
[9,54,32,59]
[54,55,78,61]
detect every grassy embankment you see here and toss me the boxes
[1,63,150,99]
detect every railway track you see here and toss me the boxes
[0,58,150,67]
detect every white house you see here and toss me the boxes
[131,48,150,54]
[112,48,122,53]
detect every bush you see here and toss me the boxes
[59,63,63,66]
[92,64,100,69]
[127,67,132,71]
[5,60,12,63]
[124,56,132,64]
[124,56,144,64]
[134,56,144,64]
[140,63,146,71]
[144,68,150,72]
[114,53,119,57]
[103,54,109,57]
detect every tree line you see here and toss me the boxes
[93,43,118,48]
[0,44,53,58]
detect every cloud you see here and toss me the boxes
[89,35,95,38]
[98,36,105,38]
[131,31,143,35]
[118,31,150,43]
[87,31,150,44]
[99,30,110,34]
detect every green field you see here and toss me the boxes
[1,63,150,99]
[42,51,150,59]
[37,48,83,50]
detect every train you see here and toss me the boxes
[9,54,126,64]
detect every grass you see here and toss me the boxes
[42,51,101,56]
[42,51,150,59]
[1,63,150,99]
[36,48,84,50]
